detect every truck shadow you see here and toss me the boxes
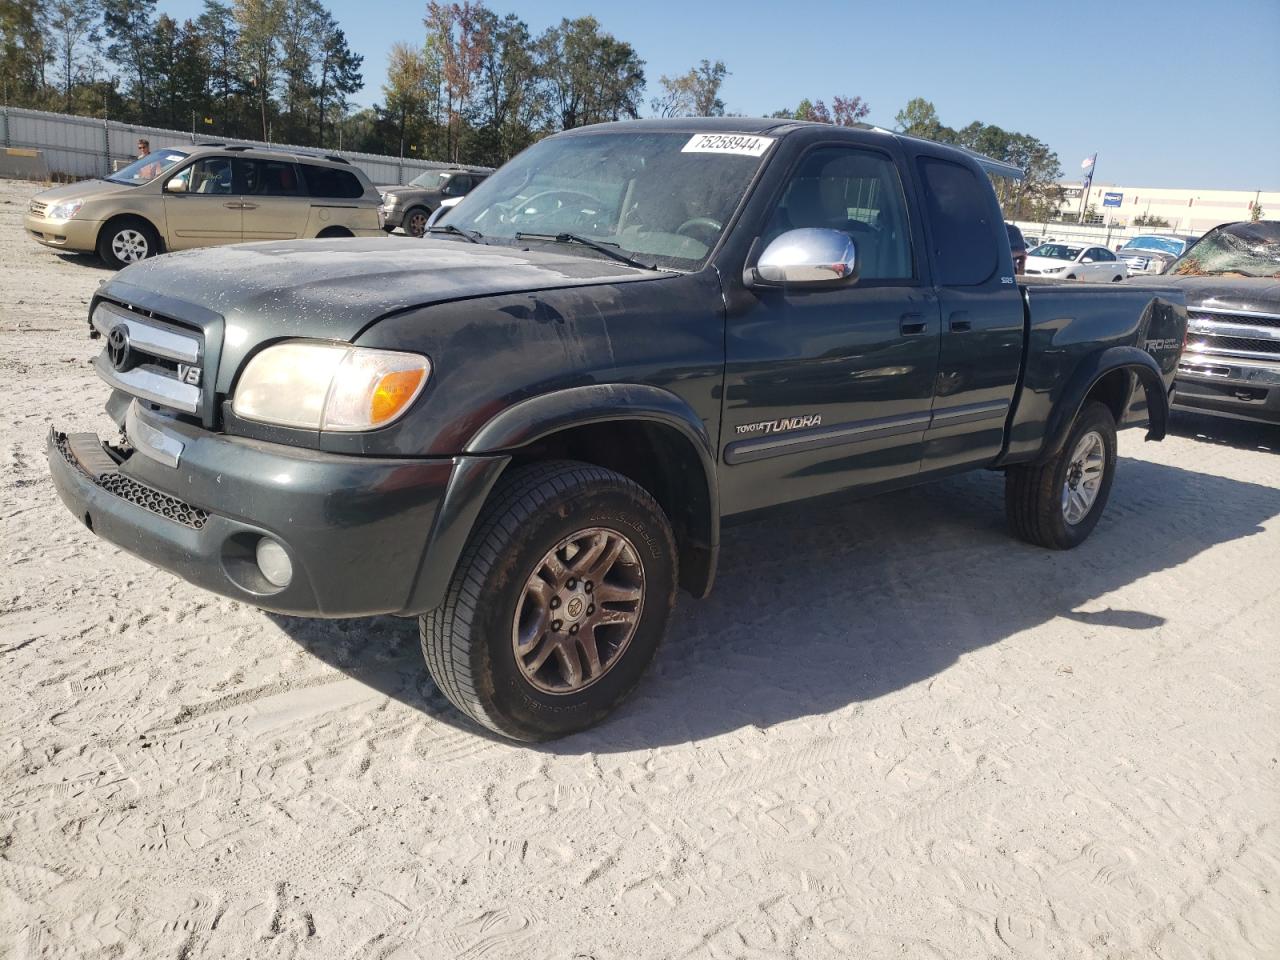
[271,451,1280,753]
[1168,410,1277,454]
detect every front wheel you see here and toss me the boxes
[1005,401,1118,549]
[403,206,431,237]
[421,461,677,741]
[97,217,160,269]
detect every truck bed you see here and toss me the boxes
[1001,279,1187,462]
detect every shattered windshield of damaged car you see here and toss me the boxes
[1122,236,1186,256]
[440,131,774,269]
[1170,221,1280,278]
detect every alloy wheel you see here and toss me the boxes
[511,527,645,694]
[1062,430,1106,525]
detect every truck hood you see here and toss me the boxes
[1149,275,1280,314]
[99,236,664,394]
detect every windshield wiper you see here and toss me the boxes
[426,223,484,244]
[514,232,654,270]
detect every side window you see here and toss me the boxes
[764,146,914,281]
[1095,247,1116,262]
[916,157,999,286]
[183,157,233,195]
[442,174,469,197]
[239,159,303,196]
[299,164,365,199]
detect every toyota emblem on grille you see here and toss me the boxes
[106,326,131,372]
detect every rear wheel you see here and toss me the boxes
[403,206,430,237]
[421,461,677,741]
[97,217,159,269]
[1005,401,1117,549]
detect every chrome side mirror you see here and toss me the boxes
[747,228,859,288]
[164,175,187,194]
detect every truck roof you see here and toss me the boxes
[567,117,1025,181]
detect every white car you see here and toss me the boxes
[425,195,464,229]
[1024,242,1128,282]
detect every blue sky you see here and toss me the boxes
[165,0,1280,189]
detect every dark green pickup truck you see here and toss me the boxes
[49,118,1187,740]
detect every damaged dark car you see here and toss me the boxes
[1160,220,1280,424]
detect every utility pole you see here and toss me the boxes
[1078,154,1097,225]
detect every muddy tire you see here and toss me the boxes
[97,217,160,269]
[421,461,677,741]
[1005,401,1118,550]
[403,206,430,237]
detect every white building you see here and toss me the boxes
[1055,182,1279,234]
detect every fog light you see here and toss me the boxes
[256,537,293,587]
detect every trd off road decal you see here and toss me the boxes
[735,414,822,436]
[1143,338,1181,354]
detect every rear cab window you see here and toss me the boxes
[916,157,1000,286]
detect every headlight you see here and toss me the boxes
[232,342,430,431]
[45,200,83,221]
[382,193,397,207]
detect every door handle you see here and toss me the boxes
[900,313,929,336]
[239,202,259,210]
[949,311,972,333]
[223,201,242,209]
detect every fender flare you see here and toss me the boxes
[466,384,721,578]
[1037,345,1169,464]
[401,384,721,614]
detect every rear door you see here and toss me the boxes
[1091,246,1123,279]
[913,154,1025,474]
[161,156,242,248]
[237,158,311,241]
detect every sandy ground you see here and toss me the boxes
[1,176,1278,960]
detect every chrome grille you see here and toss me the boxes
[29,199,47,216]
[91,301,204,416]
[55,434,209,529]
[1184,308,1280,362]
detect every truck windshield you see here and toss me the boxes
[1169,221,1280,278]
[1122,236,1185,256]
[106,149,188,185]
[1030,243,1082,261]
[440,130,774,269]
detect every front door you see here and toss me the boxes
[161,157,242,249]
[237,158,311,240]
[720,144,941,515]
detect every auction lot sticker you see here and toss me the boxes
[682,133,776,157]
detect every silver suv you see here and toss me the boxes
[379,168,488,237]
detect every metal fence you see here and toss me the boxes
[0,105,490,184]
